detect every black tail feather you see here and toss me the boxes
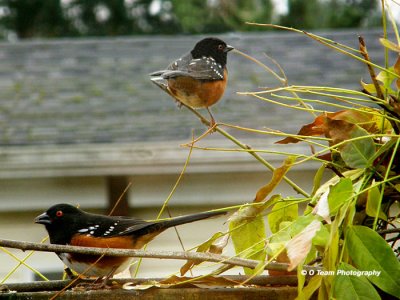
[140,210,226,236]
[160,210,226,229]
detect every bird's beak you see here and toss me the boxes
[225,45,234,53]
[35,212,52,225]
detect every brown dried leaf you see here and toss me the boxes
[276,109,381,145]
[159,275,240,288]
[276,114,326,144]
[180,232,227,276]
[123,281,160,290]
[286,220,322,271]
[209,234,229,254]
[269,251,296,276]
[394,56,400,75]
[180,260,196,276]
[327,110,370,130]
[316,153,332,162]
[325,118,354,145]
[254,156,295,202]
[276,109,379,144]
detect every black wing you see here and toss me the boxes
[79,210,225,238]
[150,53,225,81]
[76,214,151,238]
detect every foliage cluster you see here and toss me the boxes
[175,3,400,299]
[0,0,379,39]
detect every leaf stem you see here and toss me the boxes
[373,137,400,230]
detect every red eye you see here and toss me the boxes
[56,210,63,217]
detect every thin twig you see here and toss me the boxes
[0,238,320,272]
[233,49,285,83]
[247,23,398,78]
[133,137,196,277]
[108,182,133,216]
[1,236,50,284]
[50,253,106,300]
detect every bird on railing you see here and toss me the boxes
[35,203,226,287]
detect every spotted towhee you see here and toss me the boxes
[150,37,234,126]
[35,203,226,278]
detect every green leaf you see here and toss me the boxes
[296,266,307,299]
[230,212,266,275]
[266,231,291,257]
[332,262,380,300]
[301,275,322,300]
[288,214,315,237]
[366,183,387,221]
[278,221,292,231]
[340,126,376,169]
[346,226,400,297]
[368,138,397,166]
[311,164,326,196]
[328,178,353,216]
[268,199,298,234]
[312,224,330,247]
[267,214,317,259]
[327,221,340,271]
[253,260,267,277]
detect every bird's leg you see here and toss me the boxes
[176,100,183,108]
[89,267,118,290]
[206,107,217,130]
[101,266,118,287]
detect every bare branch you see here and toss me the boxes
[358,36,384,100]
[0,238,320,272]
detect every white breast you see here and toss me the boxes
[58,253,133,277]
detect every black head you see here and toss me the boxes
[190,37,234,67]
[35,203,85,245]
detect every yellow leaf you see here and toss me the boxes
[394,56,400,89]
[230,212,266,275]
[268,199,298,233]
[366,183,387,221]
[379,38,400,52]
[361,80,379,94]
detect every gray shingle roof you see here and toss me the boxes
[0,29,395,147]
